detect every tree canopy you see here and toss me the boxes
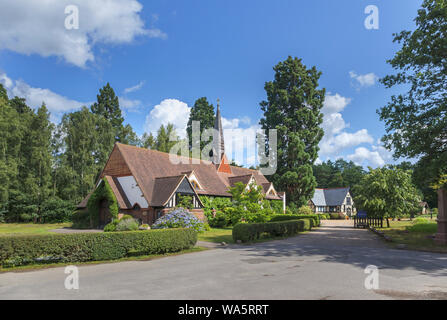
[260,56,325,206]
[354,167,421,218]
[379,0,447,187]
[313,159,366,188]
[187,97,215,152]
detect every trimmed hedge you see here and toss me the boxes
[232,219,311,243]
[0,228,197,268]
[269,214,320,227]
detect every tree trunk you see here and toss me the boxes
[386,217,390,228]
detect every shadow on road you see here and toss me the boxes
[226,224,447,276]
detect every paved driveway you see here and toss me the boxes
[1,221,447,300]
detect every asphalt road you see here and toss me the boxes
[1,221,447,300]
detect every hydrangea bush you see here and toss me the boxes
[152,207,206,233]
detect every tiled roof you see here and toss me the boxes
[78,143,282,208]
[151,175,186,207]
[311,188,350,206]
[228,174,253,188]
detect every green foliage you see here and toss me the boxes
[89,82,138,145]
[295,206,313,216]
[187,97,215,152]
[58,107,114,202]
[269,214,320,227]
[232,219,311,243]
[207,210,229,228]
[120,214,134,221]
[355,167,421,218]
[379,0,447,187]
[329,213,345,220]
[155,123,179,153]
[200,196,232,227]
[406,222,438,233]
[115,218,139,231]
[412,217,430,225]
[313,159,366,188]
[87,178,119,228]
[177,194,194,210]
[260,56,325,206]
[40,198,75,223]
[103,220,118,232]
[0,228,198,267]
[72,210,90,229]
[0,82,145,224]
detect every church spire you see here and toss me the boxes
[213,99,225,164]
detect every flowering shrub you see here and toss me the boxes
[152,207,206,233]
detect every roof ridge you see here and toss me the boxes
[229,173,253,178]
[154,174,186,180]
[117,142,216,165]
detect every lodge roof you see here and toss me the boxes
[311,188,351,207]
[78,143,282,209]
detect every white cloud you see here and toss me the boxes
[124,81,145,94]
[347,147,385,167]
[144,99,191,139]
[143,99,259,166]
[319,93,374,157]
[349,71,378,88]
[119,96,141,111]
[0,0,166,68]
[322,93,351,114]
[0,72,88,117]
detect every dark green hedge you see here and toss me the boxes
[0,228,197,267]
[269,214,320,227]
[232,219,311,243]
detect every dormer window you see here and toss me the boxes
[191,180,200,190]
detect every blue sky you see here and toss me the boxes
[0,0,422,167]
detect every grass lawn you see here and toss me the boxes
[377,220,447,253]
[198,227,233,243]
[0,223,72,237]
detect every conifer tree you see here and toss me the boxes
[187,97,215,151]
[260,56,325,206]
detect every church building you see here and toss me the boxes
[78,103,284,226]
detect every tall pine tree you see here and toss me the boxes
[186,97,215,152]
[260,56,325,206]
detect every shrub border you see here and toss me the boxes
[0,228,197,268]
[232,219,312,243]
